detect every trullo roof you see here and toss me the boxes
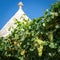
[0,2,30,37]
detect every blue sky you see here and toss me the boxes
[0,0,57,29]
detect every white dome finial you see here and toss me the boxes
[18,2,23,9]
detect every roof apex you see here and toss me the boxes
[18,2,23,9]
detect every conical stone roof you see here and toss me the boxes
[0,2,30,37]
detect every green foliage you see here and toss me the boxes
[0,1,60,60]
